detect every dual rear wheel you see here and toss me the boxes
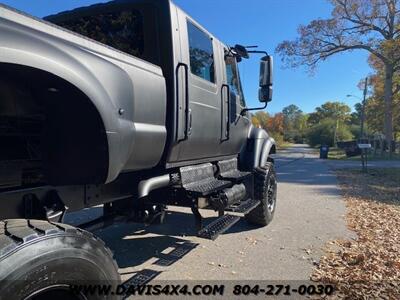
[0,220,120,300]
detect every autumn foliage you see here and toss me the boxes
[276,0,400,149]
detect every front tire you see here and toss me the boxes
[245,162,277,226]
[0,219,120,300]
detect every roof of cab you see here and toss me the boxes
[44,0,227,50]
[44,0,170,22]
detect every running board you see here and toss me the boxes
[226,199,260,214]
[180,163,231,196]
[198,214,240,240]
[218,158,252,182]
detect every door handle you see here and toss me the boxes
[188,108,192,136]
[221,84,230,140]
[176,62,190,141]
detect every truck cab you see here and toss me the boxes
[46,0,268,170]
[166,5,251,166]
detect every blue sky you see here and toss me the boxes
[1,0,373,114]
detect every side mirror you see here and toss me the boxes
[259,55,273,102]
[234,44,249,59]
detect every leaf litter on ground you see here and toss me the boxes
[311,168,400,299]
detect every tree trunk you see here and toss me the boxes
[383,63,394,152]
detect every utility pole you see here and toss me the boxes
[347,77,369,172]
[361,77,368,171]
[333,119,338,147]
[360,77,368,140]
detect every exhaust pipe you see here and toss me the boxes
[138,174,171,198]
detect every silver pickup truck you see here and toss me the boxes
[0,0,276,298]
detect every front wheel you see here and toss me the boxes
[0,219,120,300]
[245,162,277,226]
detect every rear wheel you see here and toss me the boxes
[245,162,277,226]
[0,219,120,300]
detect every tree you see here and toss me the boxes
[252,111,269,129]
[281,105,306,143]
[306,119,354,147]
[266,113,285,135]
[276,0,400,150]
[282,104,303,130]
[251,115,261,128]
[251,111,286,145]
[307,101,351,125]
[350,102,363,125]
[366,54,400,141]
[305,101,352,145]
[296,114,309,133]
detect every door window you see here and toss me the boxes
[225,56,245,107]
[187,21,215,83]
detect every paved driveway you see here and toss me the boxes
[65,144,353,282]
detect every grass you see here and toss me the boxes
[348,151,400,161]
[327,147,400,161]
[276,142,293,150]
[311,168,400,298]
[327,147,347,160]
[378,168,400,182]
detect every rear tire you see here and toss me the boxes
[0,219,120,300]
[245,162,277,226]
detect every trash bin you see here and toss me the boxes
[320,145,329,159]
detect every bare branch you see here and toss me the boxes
[276,0,400,73]
[335,0,391,39]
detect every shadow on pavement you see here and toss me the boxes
[65,207,258,281]
[65,208,201,284]
[97,219,200,286]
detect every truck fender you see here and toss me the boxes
[240,126,276,170]
[0,17,166,182]
[259,136,277,167]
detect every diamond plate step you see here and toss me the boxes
[198,214,240,240]
[220,170,251,181]
[185,179,231,196]
[218,158,251,182]
[226,199,260,214]
[180,163,231,196]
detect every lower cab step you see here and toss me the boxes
[198,214,240,240]
[226,198,260,214]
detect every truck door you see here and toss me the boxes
[219,51,251,157]
[170,13,222,162]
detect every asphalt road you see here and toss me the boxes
[65,144,354,283]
